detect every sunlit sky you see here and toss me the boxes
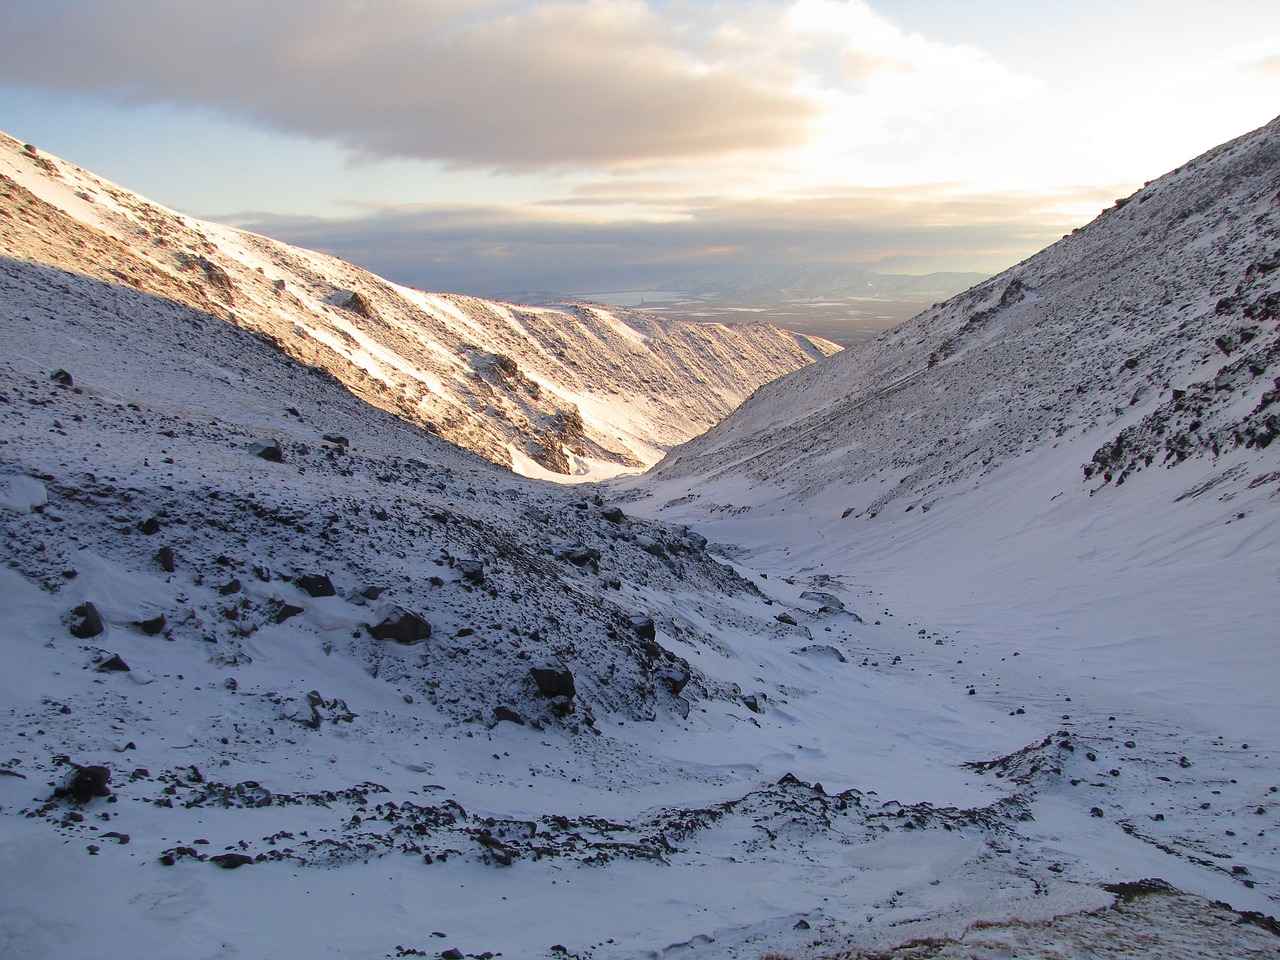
[1,0,1278,295]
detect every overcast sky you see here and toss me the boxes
[1,0,1278,295]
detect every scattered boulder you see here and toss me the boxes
[49,369,73,387]
[656,665,691,696]
[456,560,485,585]
[137,516,161,535]
[493,706,525,726]
[322,433,349,447]
[70,602,104,639]
[361,585,387,600]
[600,506,626,523]
[296,574,336,597]
[209,853,255,869]
[97,653,130,672]
[561,547,601,569]
[530,662,575,699]
[56,765,110,804]
[155,545,176,572]
[274,602,304,624]
[219,578,242,596]
[742,694,763,714]
[252,439,284,463]
[368,610,432,645]
[134,615,166,635]
[629,616,656,641]
[775,613,798,627]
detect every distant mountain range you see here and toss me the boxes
[507,268,989,347]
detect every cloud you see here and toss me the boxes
[0,0,818,169]
[234,183,1107,294]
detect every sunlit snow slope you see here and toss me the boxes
[0,132,837,480]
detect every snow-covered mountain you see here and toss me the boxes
[0,131,837,480]
[2,117,1279,960]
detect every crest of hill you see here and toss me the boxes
[0,131,838,480]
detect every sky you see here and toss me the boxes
[0,0,1278,297]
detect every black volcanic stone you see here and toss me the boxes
[70,602,104,639]
[296,574,336,597]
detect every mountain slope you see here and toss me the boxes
[633,116,1280,510]
[0,131,838,479]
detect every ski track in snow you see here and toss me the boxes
[2,120,1280,960]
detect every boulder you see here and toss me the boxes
[97,654,130,672]
[629,615,656,641]
[70,602,104,639]
[775,613,798,626]
[368,610,432,645]
[209,853,255,869]
[252,439,284,463]
[274,603,304,624]
[134,615,166,636]
[493,706,526,726]
[296,574,336,597]
[57,765,110,804]
[155,545,176,572]
[49,369,73,387]
[456,559,485,585]
[530,662,575,699]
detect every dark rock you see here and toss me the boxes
[70,602,104,639]
[254,439,284,463]
[775,613,798,626]
[322,433,349,447]
[49,369,73,387]
[441,950,465,960]
[361,585,387,600]
[102,831,130,844]
[456,559,485,585]
[155,545,176,572]
[530,662,575,699]
[656,666,690,696]
[562,547,601,568]
[630,616,656,641]
[57,765,110,804]
[369,610,432,645]
[296,574,336,597]
[274,603,304,624]
[135,615,166,635]
[600,506,626,523]
[219,578,242,596]
[493,706,525,726]
[137,516,161,535]
[98,653,130,672]
[742,694,762,713]
[209,853,254,869]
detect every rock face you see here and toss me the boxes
[0,130,839,479]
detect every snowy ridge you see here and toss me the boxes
[0,131,838,480]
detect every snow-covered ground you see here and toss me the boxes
[2,117,1279,960]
